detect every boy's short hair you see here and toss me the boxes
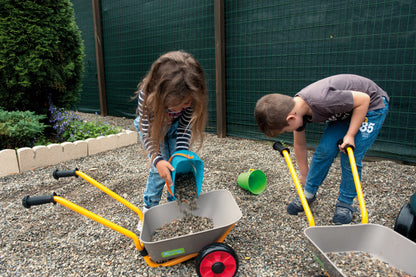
[254,93,295,137]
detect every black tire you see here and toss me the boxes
[394,202,416,242]
[195,242,239,277]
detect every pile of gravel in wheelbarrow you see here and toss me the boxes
[1,112,415,276]
[152,172,214,242]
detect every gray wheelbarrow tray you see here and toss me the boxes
[305,224,416,276]
[273,142,416,276]
[140,189,242,262]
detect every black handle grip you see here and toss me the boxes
[337,139,354,151]
[273,141,290,156]
[53,168,78,180]
[22,193,56,208]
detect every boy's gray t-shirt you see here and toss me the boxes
[295,74,389,123]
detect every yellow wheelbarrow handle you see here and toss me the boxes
[273,142,315,227]
[273,141,369,226]
[344,146,368,224]
[22,193,145,252]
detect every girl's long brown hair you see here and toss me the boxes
[135,50,208,161]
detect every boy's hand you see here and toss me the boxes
[342,91,369,153]
[155,160,175,186]
[339,135,355,153]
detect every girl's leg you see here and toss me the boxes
[136,116,178,208]
[143,165,166,208]
[144,121,179,207]
[163,121,179,202]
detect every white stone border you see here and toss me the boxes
[0,130,138,177]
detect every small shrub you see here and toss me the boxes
[0,109,48,149]
[0,0,84,115]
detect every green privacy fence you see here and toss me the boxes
[71,0,100,113]
[224,0,416,162]
[72,0,217,132]
[71,0,416,162]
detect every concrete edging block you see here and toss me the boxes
[1,130,138,177]
[47,144,64,164]
[0,149,20,177]
[61,140,88,162]
[117,130,138,147]
[17,147,37,172]
[18,145,62,172]
[86,136,112,155]
[87,131,136,156]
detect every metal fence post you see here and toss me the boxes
[92,0,107,116]
[215,0,226,138]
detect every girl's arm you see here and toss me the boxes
[137,91,163,166]
[176,107,193,150]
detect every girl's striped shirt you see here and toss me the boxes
[137,90,192,166]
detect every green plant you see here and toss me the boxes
[0,109,48,149]
[49,105,122,143]
[0,0,84,115]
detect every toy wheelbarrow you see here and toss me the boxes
[273,142,416,276]
[22,169,242,277]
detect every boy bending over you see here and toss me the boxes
[254,74,389,224]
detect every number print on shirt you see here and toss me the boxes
[360,122,375,133]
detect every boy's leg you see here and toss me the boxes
[287,121,347,215]
[303,121,349,195]
[338,101,389,205]
[334,100,388,224]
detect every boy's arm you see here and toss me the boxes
[340,91,370,151]
[294,130,308,186]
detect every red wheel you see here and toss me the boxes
[196,243,238,277]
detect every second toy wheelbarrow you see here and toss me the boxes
[22,169,242,277]
[273,142,416,277]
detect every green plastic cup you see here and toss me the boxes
[237,169,267,195]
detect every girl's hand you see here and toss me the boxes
[156,160,175,186]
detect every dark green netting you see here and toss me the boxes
[71,0,100,113]
[224,0,416,162]
[71,0,415,162]
[98,0,216,131]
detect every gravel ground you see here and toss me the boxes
[1,113,416,276]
